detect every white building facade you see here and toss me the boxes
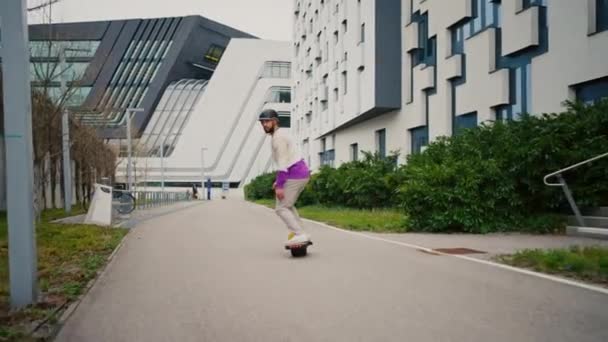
[292,0,608,169]
[115,39,293,188]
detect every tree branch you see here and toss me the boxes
[27,0,61,12]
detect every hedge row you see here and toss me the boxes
[245,100,608,233]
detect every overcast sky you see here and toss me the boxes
[28,0,294,41]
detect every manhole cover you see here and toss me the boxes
[433,248,486,255]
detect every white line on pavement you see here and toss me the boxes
[250,202,608,295]
[304,218,608,296]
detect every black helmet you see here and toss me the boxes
[259,109,279,121]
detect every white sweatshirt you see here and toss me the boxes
[271,128,302,172]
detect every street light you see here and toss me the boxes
[160,135,166,192]
[125,108,144,191]
[58,45,90,214]
[201,147,208,200]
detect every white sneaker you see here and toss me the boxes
[286,232,311,246]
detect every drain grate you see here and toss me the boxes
[433,248,486,255]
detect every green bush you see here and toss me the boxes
[400,100,608,233]
[244,172,276,200]
[244,171,318,206]
[309,152,404,209]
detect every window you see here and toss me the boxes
[522,0,547,10]
[334,31,339,45]
[29,40,101,58]
[30,62,89,82]
[450,0,499,55]
[350,143,359,161]
[454,112,478,135]
[278,112,291,127]
[451,25,465,55]
[204,44,225,64]
[360,23,366,43]
[411,13,436,66]
[267,87,292,103]
[496,62,531,120]
[573,76,608,105]
[598,0,608,33]
[410,126,428,154]
[342,20,348,34]
[32,86,92,107]
[262,62,291,79]
[376,129,386,158]
[342,71,348,95]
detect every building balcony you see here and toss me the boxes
[419,65,435,90]
[445,54,462,80]
[354,42,365,70]
[313,44,322,60]
[340,58,348,73]
[319,85,329,102]
[404,22,419,52]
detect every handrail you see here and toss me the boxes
[543,151,608,227]
[544,152,608,186]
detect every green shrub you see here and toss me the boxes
[400,100,608,233]
[244,172,276,200]
[308,152,404,209]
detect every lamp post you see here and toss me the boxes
[200,147,208,200]
[160,136,165,192]
[58,46,91,214]
[125,108,144,191]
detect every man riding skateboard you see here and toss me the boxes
[259,109,312,248]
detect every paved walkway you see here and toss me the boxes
[56,199,608,342]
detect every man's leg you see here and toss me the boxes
[289,178,309,226]
[275,179,309,234]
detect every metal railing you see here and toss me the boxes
[112,189,192,215]
[543,152,608,226]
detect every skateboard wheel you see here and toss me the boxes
[290,247,307,257]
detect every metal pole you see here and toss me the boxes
[126,110,132,191]
[125,108,143,192]
[59,47,72,213]
[200,147,207,200]
[0,0,38,308]
[160,139,165,192]
[126,108,144,191]
[557,174,586,227]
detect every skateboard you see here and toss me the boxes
[285,241,313,257]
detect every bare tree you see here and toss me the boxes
[24,0,117,214]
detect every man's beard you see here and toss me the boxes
[263,126,276,134]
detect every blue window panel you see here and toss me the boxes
[410,126,429,154]
[471,0,483,32]
[495,106,508,121]
[451,26,464,55]
[495,62,531,121]
[523,0,547,9]
[376,129,387,157]
[455,112,478,134]
[575,76,608,104]
[525,63,532,114]
[598,0,608,32]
